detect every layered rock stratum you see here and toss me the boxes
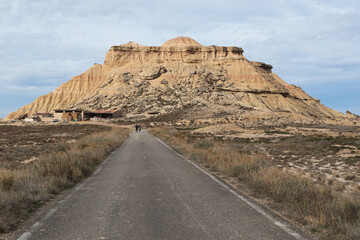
[4,37,358,126]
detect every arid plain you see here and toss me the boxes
[1,37,360,239]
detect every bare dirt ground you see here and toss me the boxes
[0,123,110,169]
[175,123,360,194]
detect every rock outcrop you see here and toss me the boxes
[139,66,167,80]
[4,36,353,125]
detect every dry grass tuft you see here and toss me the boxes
[0,169,15,191]
[151,126,360,240]
[0,128,129,233]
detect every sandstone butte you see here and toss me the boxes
[4,37,359,126]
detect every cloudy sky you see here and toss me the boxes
[0,0,359,118]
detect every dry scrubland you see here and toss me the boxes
[0,124,129,233]
[151,126,360,240]
[189,123,360,194]
[0,124,110,168]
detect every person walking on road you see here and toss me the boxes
[135,124,139,132]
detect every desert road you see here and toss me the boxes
[17,130,307,240]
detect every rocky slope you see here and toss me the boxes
[4,37,357,125]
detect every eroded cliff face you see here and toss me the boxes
[4,37,351,125]
[4,64,107,120]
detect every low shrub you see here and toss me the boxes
[0,169,15,191]
[193,139,214,149]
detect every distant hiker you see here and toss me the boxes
[138,125,141,132]
[135,124,139,132]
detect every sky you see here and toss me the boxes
[0,0,359,118]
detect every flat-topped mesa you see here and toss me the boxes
[104,37,244,67]
[4,36,352,124]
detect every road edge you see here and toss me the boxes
[155,136,311,240]
[14,146,123,240]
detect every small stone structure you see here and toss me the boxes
[24,116,41,122]
[53,109,121,121]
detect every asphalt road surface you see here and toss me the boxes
[18,130,306,240]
